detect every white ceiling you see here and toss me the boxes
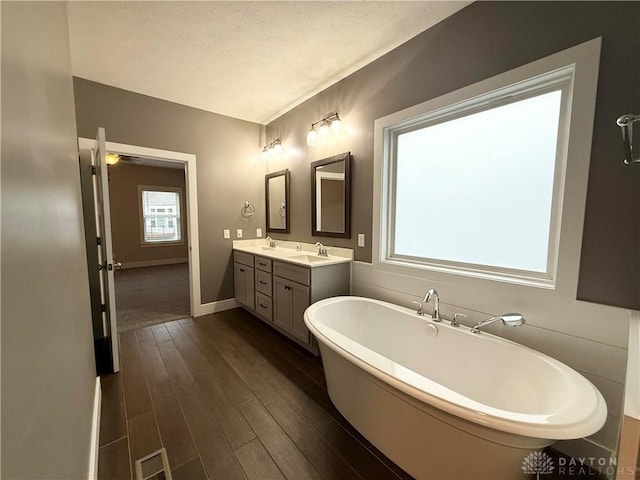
[67,1,470,124]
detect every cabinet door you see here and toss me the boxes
[290,282,310,343]
[234,262,254,310]
[273,276,292,331]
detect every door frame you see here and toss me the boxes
[78,138,202,317]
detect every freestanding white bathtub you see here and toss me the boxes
[304,296,607,480]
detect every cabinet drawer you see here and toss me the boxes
[255,270,272,296]
[234,251,254,267]
[255,256,272,273]
[273,261,310,286]
[255,292,272,321]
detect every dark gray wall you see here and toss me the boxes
[266,1,640,310]
[1,2,97,478]
[109,163,188,266]
[73,79,265,303]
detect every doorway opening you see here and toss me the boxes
[110,159,190,332]
[78,136,201,372]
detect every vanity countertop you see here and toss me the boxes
[233,240,352,268]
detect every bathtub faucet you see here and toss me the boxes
[471,313,525,334]
[422,288,441,322]
[411,300,425,316]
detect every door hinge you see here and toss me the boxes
[96,236,102,246]
[91,165,97,175]
[100,304,107,313]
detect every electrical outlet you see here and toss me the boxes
[256,228,263,237]
[236,228,243,238]
[223,229,230,239]
[358,233,365,247]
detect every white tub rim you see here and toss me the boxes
[304,295,607,440]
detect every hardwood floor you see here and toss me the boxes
[98,308,413,480]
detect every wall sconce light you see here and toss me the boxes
[306,113,342,147]
[105,153,120,165]
[261,139,283,161]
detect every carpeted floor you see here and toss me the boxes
[114,263,190,332]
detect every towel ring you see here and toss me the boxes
[617,114,640,165]
[241,201,255,218]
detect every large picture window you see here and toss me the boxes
[140,187,182,244]
[381,66,574,286]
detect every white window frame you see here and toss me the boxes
[138,185,184,246]
[372,38,602,295]
[383,68,572,288]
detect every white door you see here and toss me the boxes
[92,127,120,372]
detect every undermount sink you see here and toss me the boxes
[291,254,331,263]
[256,246,297,257]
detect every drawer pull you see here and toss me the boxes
[259,280,267,285]
[239,268,245,272]
[259,303,268,309]
[259,262,267,266]
[284,285,292,291]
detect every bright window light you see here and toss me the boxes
[394,90,562,273]
[384,67,573,284]
[141,189,182,244]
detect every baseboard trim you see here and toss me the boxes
[88,376,101,480]
[122,258,188,269]
[194,298,239,316]
[554,437,616,479]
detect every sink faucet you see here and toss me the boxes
[422,288,441,322]
[471,313,525,334]
[266,236,276,248]
[314,242,328,257]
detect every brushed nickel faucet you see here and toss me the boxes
[451,313,467,327]
[471,313,525,334]
[266,236,276,248]
[315,242,328,257]
[422,288,441,322]
[411,300,425,316]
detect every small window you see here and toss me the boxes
[381,66,573,286]
[140,187,182,244]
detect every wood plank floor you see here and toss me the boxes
[98,308,413,480]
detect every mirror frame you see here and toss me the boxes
[311,152,351,239]
[265,169,290,234]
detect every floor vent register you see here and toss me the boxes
[134,448,172,480]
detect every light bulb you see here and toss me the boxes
[105,153,120,165]
[306,128,318,147]
[261,149,269,161]
[273,142,283,154]
[330,117,342,133]
[319,122,330,137]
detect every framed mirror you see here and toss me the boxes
[311,152,351,238]
[265,169,290,233]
